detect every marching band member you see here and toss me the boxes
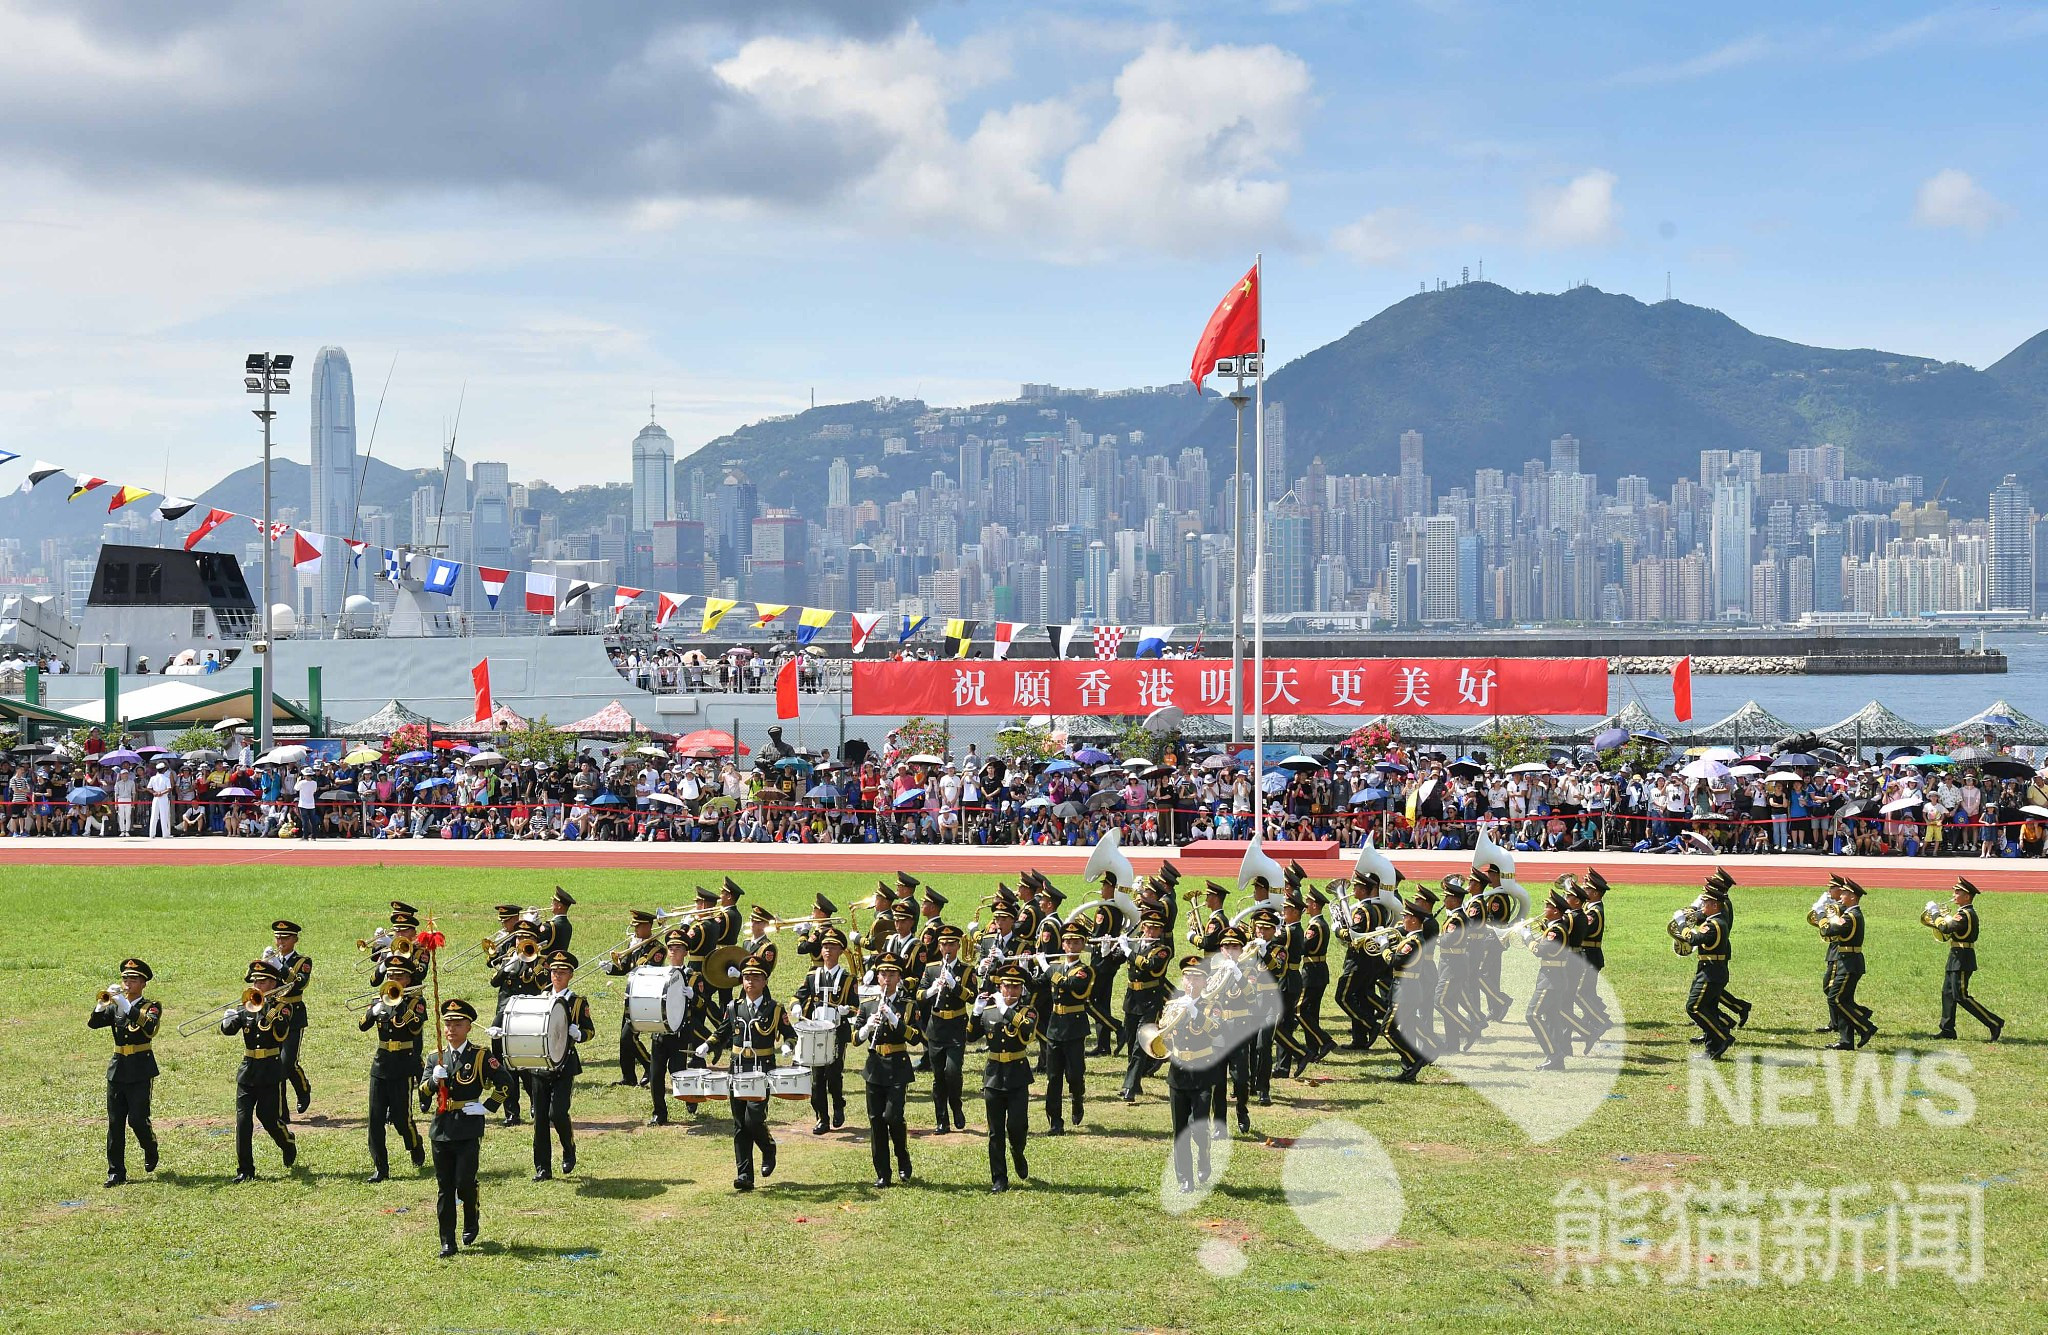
[916,887,950,958]
[601,909,665,1087]
[917,925,973,1132]
[222,958,297,1181]
[1551,878,1599,1051]
[1705,870,1753,1033]
[369,902,420,986]
[1332,875,1383,1048]
[1247,909,1286,1105]
[1294,886,1335,1064]
[976,894,1022,976]
[419,999,508,1258]
[645,928,703,1125]
[89,957,161,1187]
[1675,882,1735,1059]
[1432,879,1481,1055]
[541,887,575,955]
[1469,865,1517,1024]
[793,928,856,1133]
[1934,878,2004,1040]
[742,904,780,976]
[1525,890,1572,1072]
[1190,881,1228,953]
[1043,922,1095,1133]
[485,906,537,1124]
[1027,878,1065,1070]
[1384,899,1434,1083]
[974,964,1036,1193]
[357,956,426,1181]
[266,920,315,1118]
[1118,910,1173,1102]
[1208,927,1255,1137]
[710,960,793,1191]
[716,877,744,950]
[1080,837,1136,1056]
[519,951,592,1180]
[793,893,838,960]
[854,952,916,1187]
[1572,871,1612,1051]
[1272,889,1311,1076]
[1165,955,1222,1193]
[1819,878,1876,1050]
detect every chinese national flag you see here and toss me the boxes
[1189,262,1260,388]
[775,657,799,720]
[1673,656,1693,724]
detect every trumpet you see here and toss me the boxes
[95,981,125,1007]
[356,928,394,953]
[175,992,254,1036]
[513,937,542,964]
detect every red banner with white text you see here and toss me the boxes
[851,658,1607,716]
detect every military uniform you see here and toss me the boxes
[266,922,314,1117]
[523,952,593,1179]
[648,940,714,1125]
[419,1000,509,1257]
[1246,915,1286,1104]
[1677,896,1735,1059]
[1384,903,1434,1081]
[357,960,427,1180]
[599,911,666,1086]
[1295,891,1335,1062]
[712,966,794,1190]
[975,967,1037,1192]
[916,928,973,1131]
[793,938,857,1132]
[1043,926,1095,1131]
[1935,881,2004,1039]
[855,956,916,1186]
[1473,874,1518,1023]
[221,960,298,1180]
[1164,957,1222,1191]
[1572,875,1612,1051]
[1432,884,1481,1055]
[1118,918,1173,1100]
[1818,886,1876,1049]
[1207,931,1256,1135]
[88,958,161,1185]
[1335,883,1394,1047]
[1525,893,1573,1071]
[486,909,541,1123]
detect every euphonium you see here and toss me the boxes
[1667,908,1694,956]
[1920,900,1955,941]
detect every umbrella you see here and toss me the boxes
[1043,759,1077,774]
[1023,795,1052,810]
[133,744,169,756]
[212,717,249,732]
[1350,787,1389,805]
[10,743,55,756]
[1373,759,1412,774]
[1881,795,1925,815]
[1072,748,1113,766]
[1680,759,1730,781]
[1199,755,1234,771]
[635,745,668,759]
[181,747,226,765]
[676,729,748,756]
[1142,765,1174,781]
[468,753,508,768]
[1052,801,1083,819]
[1773,752,1819,769]
[67,785,108,805]
[1764,771,1804,783]
[1447,757,1487,776]
[1260,770,1291,795]
[802,784,834,801]
[1630,731,1669,745]
[1091,764,1125,779]
[701,795,738,815]
[2021,804,2048,820]
[414,776,454,790]
[1275,755,1321,772]
[1086,790,1124,811]
[318,788,354,801]
[590,793,624,806]
[1143,704,1185,735]
[98,749,143,766]
[775,756,813,771]
[393,750,435,765]
[1884,745,1924,761]
[1836,798,1875,818]
[906,753,945,765]
[649,792,687,808]
[1592,727,1630,752]
[1975,757,2034,779]
[257,745,308,766]
[1507,761,1551,775]
[893,788,927,808]
[1728,764,1764,778]
[1122,756,1152,771]
[1907,754,1953,767]
[1699,746,1739,762]
[341,748,383,765]
[216,786,255,798]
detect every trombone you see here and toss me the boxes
[345,978,426,1012]
[179,985,284,1037]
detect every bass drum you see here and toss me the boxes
[500,995,568,1071]
[625,966,686,1035]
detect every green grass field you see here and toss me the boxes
[2,866,2043,1334]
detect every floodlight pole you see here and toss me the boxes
[248,353,290,754]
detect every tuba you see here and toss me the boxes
[1084,828,1137,889]
[1472,826,1516,881]
[1236,834,1285,894]
[1354,837,1400,893]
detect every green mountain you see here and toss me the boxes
[1254,282,2048,506]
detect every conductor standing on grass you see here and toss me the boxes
[711,959,793,1191]
[420,999,507,1258]
[89,958,161,1187]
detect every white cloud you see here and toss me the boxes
[713,27,1310,259]
[1331,208,1416,265]
[1609,33,1785,85]
[1912,168,2009,236]
[1528,169,1618,247]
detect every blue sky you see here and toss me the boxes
[0,0,2039,493]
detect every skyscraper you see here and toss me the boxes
[309,347,356,617]
[630,417,675,530]
[828,456,852,509]
[1422,513,1460,623]
[1709,465,1753,619]
[1262,402,1289,497]
[1398,430,1429,517]
[1987,474,2035,612]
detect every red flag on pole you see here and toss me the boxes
[774,657,799,720]
[1189,263,1261,388]
[1673,655,1693,724]
[472,659,493,724]
[184,507,232,551]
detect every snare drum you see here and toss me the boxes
[624,966,686,1035]
[499,994,568,1071]
[699,1069,731,1101]
[670,1068,706,1102]
[793,1017,841,1068]
[729,1070,769,1102]
[769,1067,813,1100]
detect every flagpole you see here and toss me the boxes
[1250,253,1266,841]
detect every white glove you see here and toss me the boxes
[431,1064,447,1081]
[924,981,941,1000]
[221,1006,236,1021]
[486,1025,503,1039]
[461,1101,488,1115]
[781,1043,794,1057]
[569,1024,583,1040]
[695,1042,710,1057]
[369,1002,387,1019]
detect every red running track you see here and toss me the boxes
[0,841,2040,891]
